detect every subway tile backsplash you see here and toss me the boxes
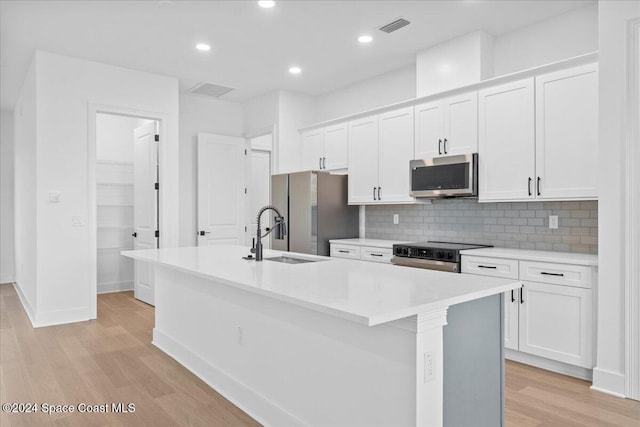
[365,200,598,254]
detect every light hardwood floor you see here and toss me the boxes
[1,283,639,426]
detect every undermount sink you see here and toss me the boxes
[264,255,323,264]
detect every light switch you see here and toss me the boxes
[72,216,85,226]
[48,192,61,203]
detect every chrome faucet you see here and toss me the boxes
[251,205,287,261]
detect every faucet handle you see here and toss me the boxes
[250,237,256,253]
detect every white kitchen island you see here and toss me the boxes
[122,245,522,427]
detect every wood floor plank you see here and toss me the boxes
[1,283,638,427]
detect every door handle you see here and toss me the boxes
[373,186,377,201]
[520,285,524,304]
[377,187,381,200]
[199,230,211,236]
[438,139,442,155]
[537,177,541,196]
[443,138,448,154]
[131,232,137,238]
[528,177,532,196]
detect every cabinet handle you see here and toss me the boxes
[319,157,322,169]
[541,271,564,277]
[520,285,524,304]
[371,253,384,257]
[528,177,532,196]
[373,186,377,200]
[377,187,381,200]
[322,157,326,169]
[443,138,448,154]
[537,177,541,196]
[438,139,442,155]
[478,265,497,269]
[511,289,515,303]
[338,250,350,254]
[131,232,137,238]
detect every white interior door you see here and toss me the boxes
[133,121,158,305]
[197,133,247,246]
[248,149,271,248]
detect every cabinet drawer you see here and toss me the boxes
[461,256,519,279]
[361,247,393,263]
[519,261,592,289]
[330,244,361,260]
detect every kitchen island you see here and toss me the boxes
[122,245,522,427]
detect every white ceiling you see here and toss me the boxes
[0,0,594,109]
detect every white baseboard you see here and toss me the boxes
[591,367,626,398]
[34,306,93,327]
[12,282,36,327]
[152,328,307,427]
[0,275,14,285]
[98,280,133,294]
[505,349,592,381]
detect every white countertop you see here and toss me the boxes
[460,247,598,266]
[329,238,409,248]
[122,245,521,327]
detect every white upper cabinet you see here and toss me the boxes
[300,124,348,172]
[348,107,415,204]
[478,78,536,202]
[300,129,323,171]
[348,115,379,204]
[414,91,477,159]
[535,64,598,200]
[378,107,415,203]
[322,123,348,170]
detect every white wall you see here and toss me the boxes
[493,4,598,76]
[243,90,278,139]
[593,0,640,397]
[0,109,14,284]
[314,65,416,123]
[277,91,315,174]
[96,113,153,162]
[12,60,37,319]
[179,93,244,247]
[13,51,180,327]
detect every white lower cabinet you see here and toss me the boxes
[462,254,595,370]
[330,240,401,264]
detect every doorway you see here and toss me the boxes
[95,112,159,305]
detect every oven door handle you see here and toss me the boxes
[391,256,459,273]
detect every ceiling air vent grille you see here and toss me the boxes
[188,82,234,98]
[378,18,411,34]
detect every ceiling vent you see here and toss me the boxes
[188,82,234,98]
[378,18,411,34]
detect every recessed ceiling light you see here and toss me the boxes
[358,35,373,44]
[289,66,302,75]
[258,1,275,8]
[196,43,211,52]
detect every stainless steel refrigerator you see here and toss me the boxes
[271,171,359,256]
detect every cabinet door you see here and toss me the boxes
[323,123,348,170]
[378,107,415,203]
[300,129,323,171]
[444,91,478,156]
[478,78,535,201]
[518,281,593,368]
[504,290,520,350]
[414,100,444,159]
[535,64,598,200]
[348,116,379,204]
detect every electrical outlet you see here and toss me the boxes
[424,351,435,383]
[48,192,61,203]
[71,216,85,226]
[549,215,559,229]
[393,214,399,225]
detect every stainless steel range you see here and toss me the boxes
[391,241,492,273]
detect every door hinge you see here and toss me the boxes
[154,182,159,190]
[155,230,159,238]
[155,134,159,142]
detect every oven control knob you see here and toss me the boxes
[395,247,401,255]
[436,251,445,259]
[447,252,454,260]
[402,248,409,255]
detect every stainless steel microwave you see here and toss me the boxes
[410,153,478,198]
